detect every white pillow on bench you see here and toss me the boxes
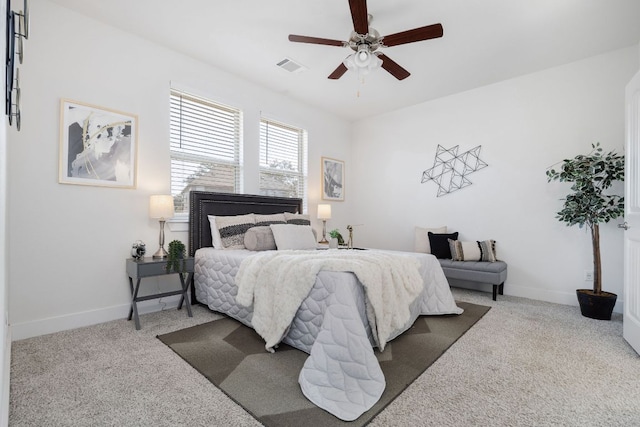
[448,240,481,261]
[449,239,497,262]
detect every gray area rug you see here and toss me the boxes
[157,301,490,426]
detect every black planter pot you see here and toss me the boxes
[576,289,617,320]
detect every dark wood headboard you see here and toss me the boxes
[188,191,303,256]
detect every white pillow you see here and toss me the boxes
[207,215,224,249]
[270,224,317,250]
[414,226,447,253]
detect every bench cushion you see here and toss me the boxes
[438,260,507,285]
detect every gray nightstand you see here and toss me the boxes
[126,257,194,330]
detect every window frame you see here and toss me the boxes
[169,89,243,220]
[258,118,308,210]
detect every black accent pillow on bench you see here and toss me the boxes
[428,232,459,259]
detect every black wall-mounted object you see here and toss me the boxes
[5,4,14,118]
[5,0,27,130]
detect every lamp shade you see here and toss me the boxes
[149,195,175,219]
[317,204,332,220]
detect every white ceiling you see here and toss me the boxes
[48,0,640,122]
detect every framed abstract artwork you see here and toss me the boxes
[59,99,138,188]
[321,157,344,201]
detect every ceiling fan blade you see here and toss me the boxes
[348,0,369,34]
[288,34,344,47]
[328,63,348,80]
[382,23,443,47]
[379,54,410,80]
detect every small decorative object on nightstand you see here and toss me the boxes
[131,240,146,260]
[317,204,331,244]
[328,229,343,249]
[126,256,194,330]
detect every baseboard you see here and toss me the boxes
[450,280,623,313]
[1,323,9,427]
[11,280,624,341]
[488,282,623,314]
[11,295,184,341]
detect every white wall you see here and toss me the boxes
[351,46,638,310]
[0,0,9,422]
[7,0,352,339]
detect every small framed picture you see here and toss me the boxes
[59,99,138,188]
[322,157,344,201]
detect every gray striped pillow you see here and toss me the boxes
[254,213,286,226]
[284,212,310,225]
[215,214,256,249]
[478,240,497,262]
[448,239,482,261]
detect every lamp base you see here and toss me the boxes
[152,247,168,259]
[319,219,329,245]
[153,219,168,259]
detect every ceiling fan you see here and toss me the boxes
[288,0,443,80]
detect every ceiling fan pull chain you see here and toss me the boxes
[357,73,367,98]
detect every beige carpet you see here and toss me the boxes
[157,301,489,426]
[9,288,640,426]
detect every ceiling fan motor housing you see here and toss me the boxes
[348,27,381,52]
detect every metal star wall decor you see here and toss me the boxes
[421,144,488,197]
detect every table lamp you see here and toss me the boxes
[149,195,174,259]
[317,204,331,244]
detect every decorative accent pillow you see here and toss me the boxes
[214,214,256,249]
[270,224,317,250]
[478,239,497,262]
[427,232,459,259]
[254,213,286,226]
[284,212,311,225]
[448,239,482,261]
[244,226,277,251]
[414,226,447,253]
[207,215,224,249]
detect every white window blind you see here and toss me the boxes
[170,90,242,214]
[259,119,307,205]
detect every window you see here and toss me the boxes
[259,119,307,207]
[170,90,242,214]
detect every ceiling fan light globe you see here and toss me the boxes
[370,54,382,70]
[343,54,357,71]
[353,50,372,67]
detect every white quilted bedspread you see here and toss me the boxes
[235,250,424,352]
[299,284,385,421]
[194,248,462,421]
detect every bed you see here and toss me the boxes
[188,191,462,421]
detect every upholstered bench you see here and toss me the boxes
[438,259,508,301]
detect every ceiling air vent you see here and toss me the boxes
[276,58,307,73]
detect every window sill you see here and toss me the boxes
[167,217,188,232]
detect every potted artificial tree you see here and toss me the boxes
[166,239,186,273]
[546,143,625,320]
